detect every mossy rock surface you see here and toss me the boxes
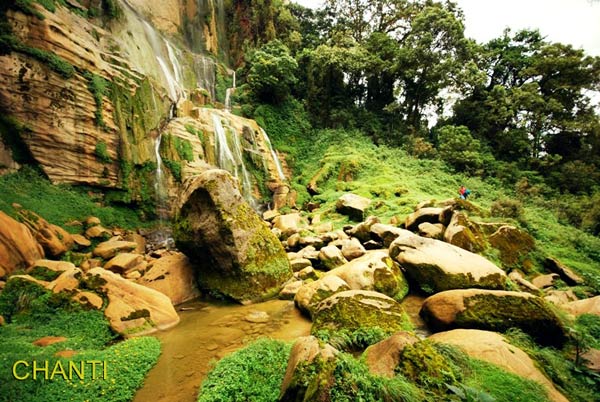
[420,289,568,347]
[173,169,292,302]
[488,225,536,268]
[311,290,413,340]
[325,250,409,301]
[390,230,507,294]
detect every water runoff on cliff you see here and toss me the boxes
[212,72,286,208]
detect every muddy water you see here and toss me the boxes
[134,294,427,402]
[133,299,312,402]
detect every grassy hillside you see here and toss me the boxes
[0,167,154,232]
[256,101,600,293]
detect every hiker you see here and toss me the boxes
[459,185,471,200]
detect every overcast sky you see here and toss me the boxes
[293,0,600,56]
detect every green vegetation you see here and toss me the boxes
[0,278,161,402]
[162,159,182,182]
[95,140,111,163]
[84,71,109,128]
[197,338,291,402]
[198,337,555,402]
[0,166,151,231]
[505,328,600,402]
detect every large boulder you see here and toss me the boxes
[279,336,338,401]
[136,252,200,305]
[294,275,351,317]
[370,223,407,247]
[405,207,444,231]
[311,290,412,337]
[173,170,292,303]
[87,268,180,336]
[272,213,304,238]
[325,250,409,301]
[561,296,600,317]
[420,289,567,347]
[0,211,44,275]
[390,231,507,294]
[336,193,371,221]
[17,209,73,257]
[341,238,366,261]
[429,329,569,402]
[488,225,536,267]
[544,257,584,286]
[363,331,420,377]
[318,245,347,270]
[443,213,486,253]
[345,216,380,242]
[93,240,138,260]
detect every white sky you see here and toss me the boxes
[293,0,600,56]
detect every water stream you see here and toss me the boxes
[133,299,312,402]
[133,294,427,401]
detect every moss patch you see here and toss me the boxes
[455,294,567,347]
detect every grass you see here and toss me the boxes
[197,338,292,402]
[0,166,153,232]
[254,100,600,293]
[0,279,161,402]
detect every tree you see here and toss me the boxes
[436,125,492,174]
[244,40,298,103]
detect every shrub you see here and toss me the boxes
[436,125,494,175]
[491,198,524,219]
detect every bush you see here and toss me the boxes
[95,140,111,163]
[491,198,524,219]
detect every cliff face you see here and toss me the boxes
[0,0,289,215]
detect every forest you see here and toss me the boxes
[227,0,600,235]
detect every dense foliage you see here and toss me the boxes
[226,0,600,235]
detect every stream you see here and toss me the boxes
[134,294,427,402]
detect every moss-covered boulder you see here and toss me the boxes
[363,331,420,377]
[294,275,351,317]
[389,230,507,294]
[336,193,371,221]
[325,250,409,301]
[279,336,338,401]
[488,225,536,267]
[443,212,486,253]
[420,289,568,347]
[173,170,292,303]
[318,245,348,270]
[311,290,413,340]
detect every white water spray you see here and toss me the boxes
[260,128,285,181]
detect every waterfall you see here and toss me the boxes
[224,71,236,111]
[211,113,252,200]
[138,17,184,102]
[260,128,286,180]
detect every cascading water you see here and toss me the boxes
[260,127,286,181]
[224,71,236,111]
[135,13,183,102]
[211,113,253,200]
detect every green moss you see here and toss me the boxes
[163,158,182,182]
[28,265,62,281]
[398,340,462,392]
[454,294,567,347]
[95,140,111,163]
[83,71,109,128]
[311,292,413,344]
[404,263,507,295]
[198,339,292,402]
